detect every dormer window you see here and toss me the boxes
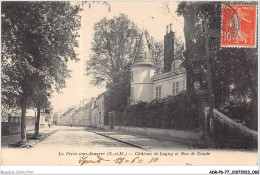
[156,67,162,74]
[171,60,182,71]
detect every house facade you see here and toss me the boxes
[53,113,59,125]
[59,107,76,126]
[82,102,92,126]
[88,97,97,127]
[96,92,108,129]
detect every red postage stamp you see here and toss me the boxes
[221,4,257,48]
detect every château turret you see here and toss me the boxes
[130,30,155,104]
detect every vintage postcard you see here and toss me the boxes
[1,1,259,174]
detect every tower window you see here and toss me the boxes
[156,85,162,99]
[130,87,134,102]
[131,71,133,81]
[131,87,133,97]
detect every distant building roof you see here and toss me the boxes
[61,107,75,117]
[97,91,108,99]
[84,102,92,109]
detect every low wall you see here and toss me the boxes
[2,123,20,136]
[104,125,202,145]
[2,118,36,136]
[205,107,258,148]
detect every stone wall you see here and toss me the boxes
[1,118,35,136]
[104,125,202,145]
[205,107,258,148]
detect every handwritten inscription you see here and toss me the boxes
[79,156,159,165]
[79,156,109,165]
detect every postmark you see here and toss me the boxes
[221,4,257,48]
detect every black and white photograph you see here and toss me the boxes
[1,0,258,173]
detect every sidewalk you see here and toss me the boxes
[85,127,195,150]
[1,126,59,148]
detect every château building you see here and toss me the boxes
[130,26,186,104]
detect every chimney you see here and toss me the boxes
[164,24,175,72]
[169,23,173,32]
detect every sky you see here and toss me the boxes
[50,1,184,113]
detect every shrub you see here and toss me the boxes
[124,90,200,130]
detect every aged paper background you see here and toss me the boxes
[1,1,258,170]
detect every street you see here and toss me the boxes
[1,126,189,165]
[34,126,190,150]
[1,126,257,166]
[34,126,148,149]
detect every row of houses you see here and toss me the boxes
[56,92,107,129]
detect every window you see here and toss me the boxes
[172,82,175,96]
[131,71,133,81]
[176,82,179,94]
[210,37,218,51]
[172,82,180,96]
[156,85,162,99]
[131,87,133,97]
[156,67,161,74]
[102,101,104,110]
[159,86,162,99]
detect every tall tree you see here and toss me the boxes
[2,2,82,141]
[31,79,52,138]
[151,42,164,67]
[86,14,139,86]
[86,14,140,111]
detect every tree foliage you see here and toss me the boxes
[1,1,82,140]
[86,13,139,86]
[86,14,140,113]
[177,2,257,129]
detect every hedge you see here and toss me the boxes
[124,90,200,130]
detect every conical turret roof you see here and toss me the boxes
[134,30,153,64]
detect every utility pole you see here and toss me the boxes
[204,17,214,135]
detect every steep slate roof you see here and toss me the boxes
[134,30,153,63]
